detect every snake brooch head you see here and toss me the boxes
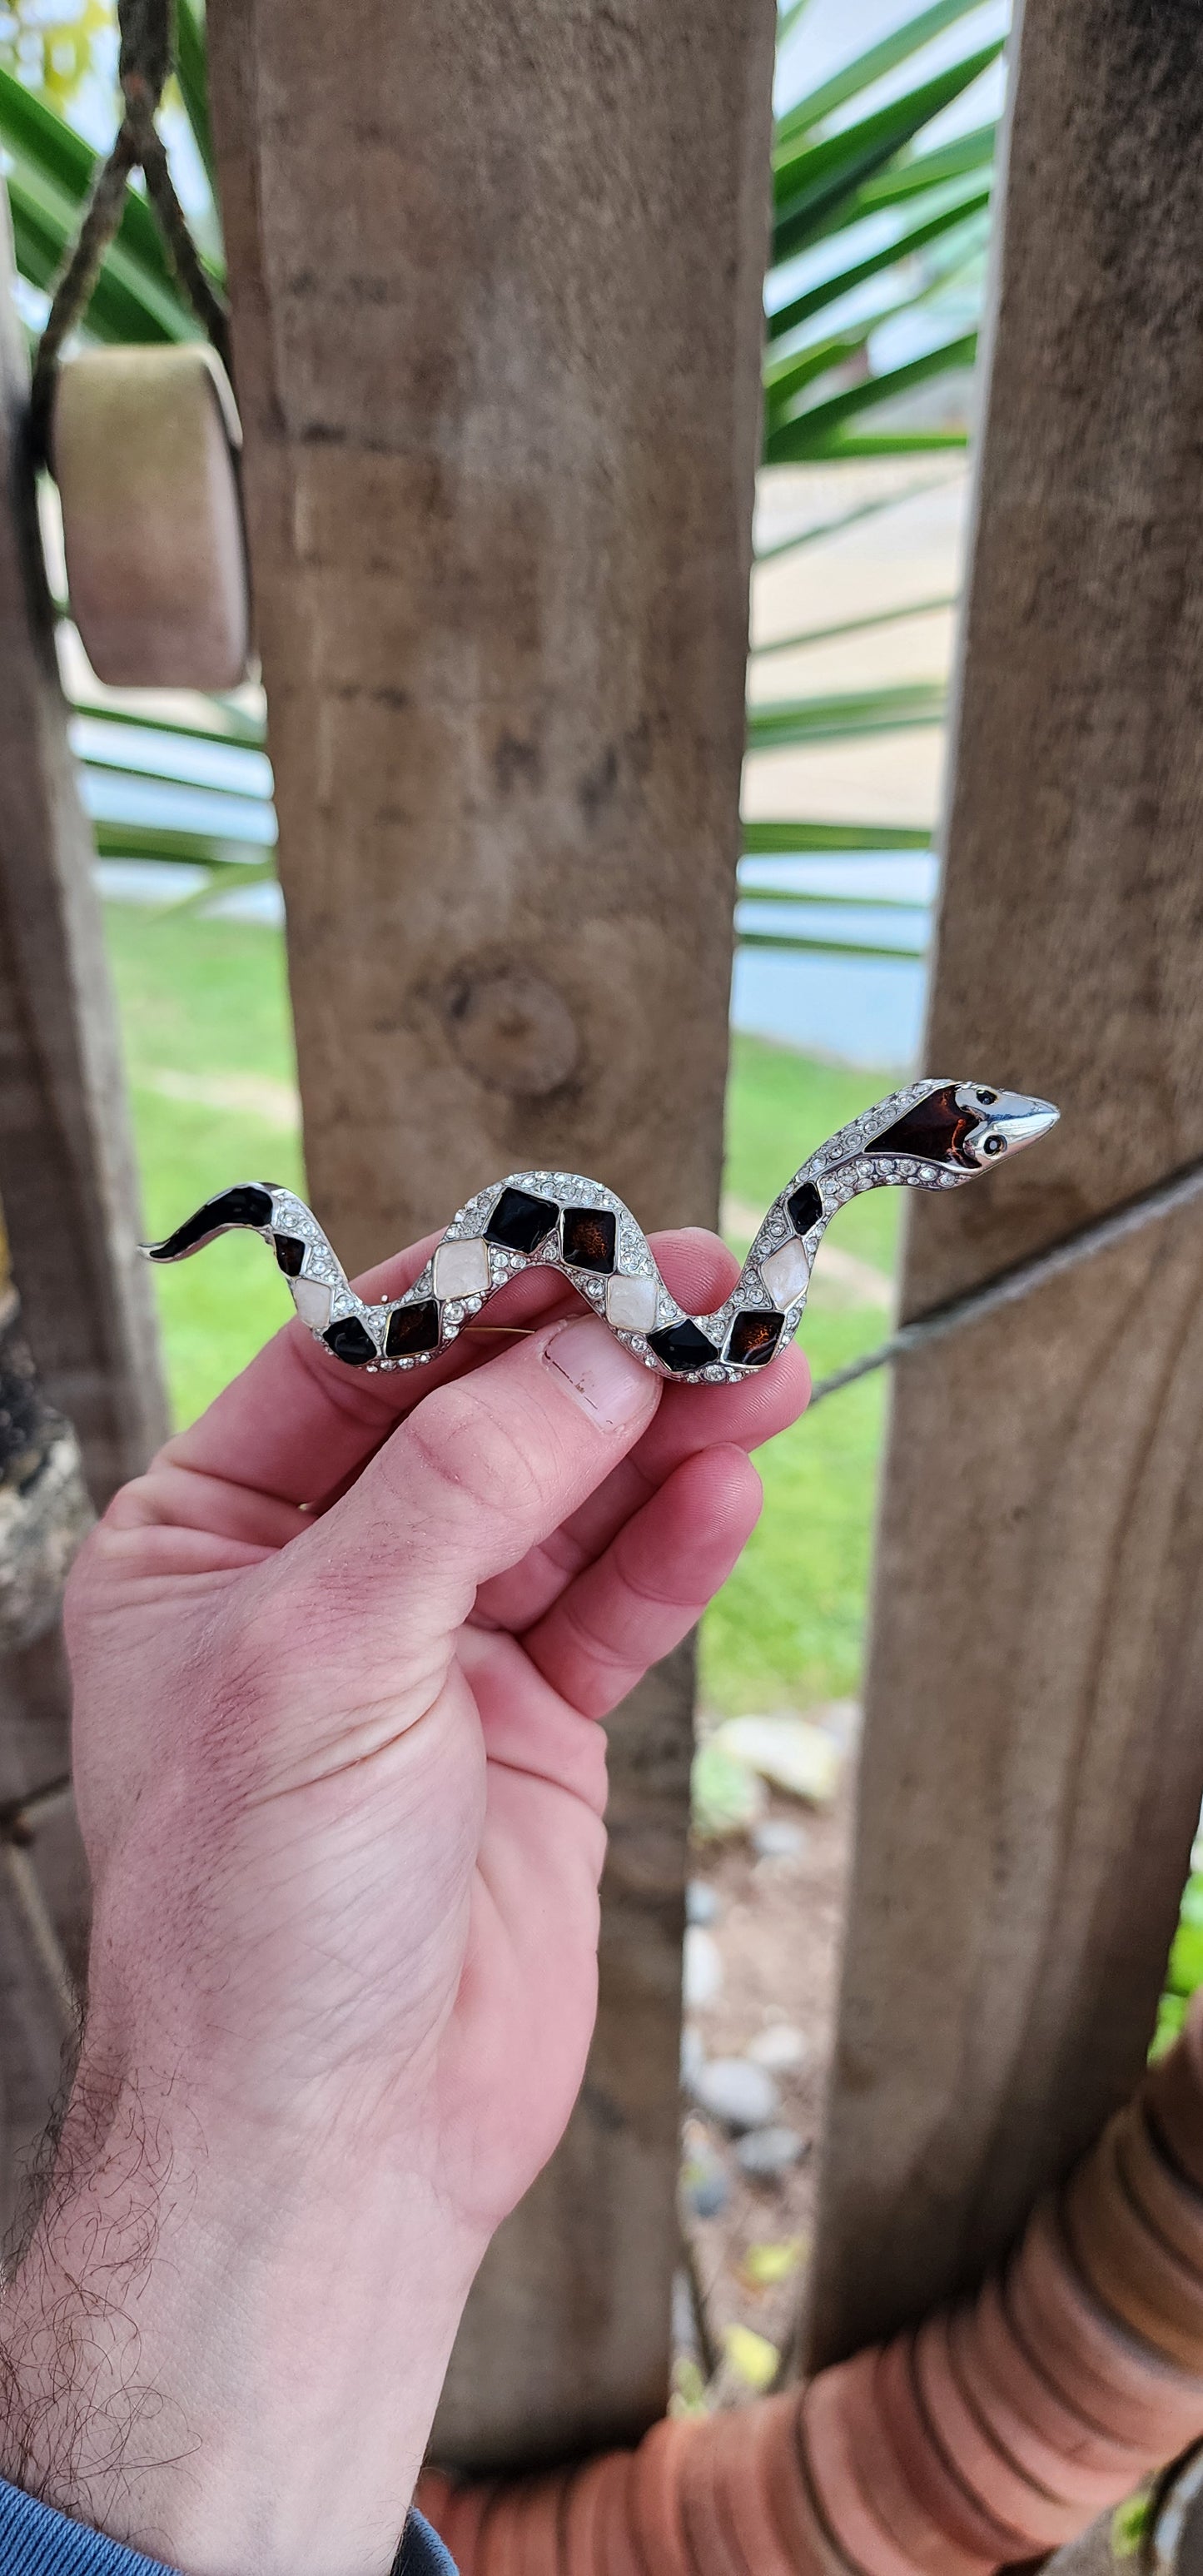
[143,1078,1058,1385]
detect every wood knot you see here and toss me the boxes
[443,965,579,1099]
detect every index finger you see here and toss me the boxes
[157,1223,763,1509]
[161,1232,581,1505]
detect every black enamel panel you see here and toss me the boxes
[273,1232,306,1276]
[647,1320,720,1375]
[561,1206,617,1273]
[384,1300,441,1358]
[866,1086,979,1170]
[786,1181,823,1236]
[323,1315,377,1366]
[485,1186,559,1255]
[726,1310,783,1369]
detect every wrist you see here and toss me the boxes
[0,2056,484,2576]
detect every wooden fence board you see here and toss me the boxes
[207,0,775,2463]
[807,0,1203,2368]
[0,200,166,1506]
[0,196,166,2226]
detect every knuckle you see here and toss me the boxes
[395,1378,559,1534]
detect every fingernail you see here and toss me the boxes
[545,1316,658,1430]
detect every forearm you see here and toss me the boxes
[0,2060,480,2576]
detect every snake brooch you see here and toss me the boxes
[143,1078,1059,1385]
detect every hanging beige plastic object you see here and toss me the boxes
[52,344,251,689]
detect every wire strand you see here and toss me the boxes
[809,1151,1203,1406]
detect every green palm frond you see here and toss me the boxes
[772,44,1001,267]
[766,331,977,464]
[775,0,991,142]
[751,594,956,659]
[743,821,933,853]
[174,0,217,196]
[747,683,946,751]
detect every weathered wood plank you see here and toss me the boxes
[0,199,167,1507]
[0,195,165,2229]
[807,0,1203,2368]
[206,0,774,2461]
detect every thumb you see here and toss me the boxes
[282,1312,663,1655]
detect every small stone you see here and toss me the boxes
[273,1231,306,1276]
[759,1238,810,1310]
[680,2022,705,2086]
[648,1320,720,1375]
[323,1314,378,1366]
[690,1740,766,1840]
[786,1181,823,1236]
[672,2268,699,2356]
[682,2143,730,2221]
[689,2057,780,2132]
[291,1276,333,1333]
[433,1236,490,1300]
[747,2023,808,2073]
[561,1206,617,1272]
[385,1298,440,1357]
[726,1310,783,1369]
[685,1880,720,1927]
[752,1818,806,1861]
[683,1925,723,2011]
[485,1185,559,1255]
[723,2323,780,2390]
[712,1714,841,1807]
[606,1272,659,1333]
[736,2126,805,2180]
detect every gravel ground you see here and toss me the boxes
[679,1776,853,2394]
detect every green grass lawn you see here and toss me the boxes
[104,903,901,1717]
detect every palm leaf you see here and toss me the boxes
[751,594,956,658]
[738,885,928,913]
[72,696,266,748]
[162,858,278,915]
[772,46,1001,266]
[766,331,977,465]
[0,65,192,295]
[747,683,945,750]
[174,0,217,197]
[765,240,979,436]
[6,161,197,341]
[776,0,992,143]
[90,819,269,867]
[767,187,990,343]
[841,122,997,226]
[776,0,815,45]
[742,821,933,853]
[764,326,872,421]
[753,472,962,566]
[735,927,927,962]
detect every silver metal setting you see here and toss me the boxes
[142,1079,1059,1384]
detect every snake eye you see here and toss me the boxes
[982,1133,1007,1156]
[976,1087,997,1105]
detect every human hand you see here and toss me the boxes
[0,1223,808,2575]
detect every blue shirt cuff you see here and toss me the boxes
[0,2478,457,2574]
